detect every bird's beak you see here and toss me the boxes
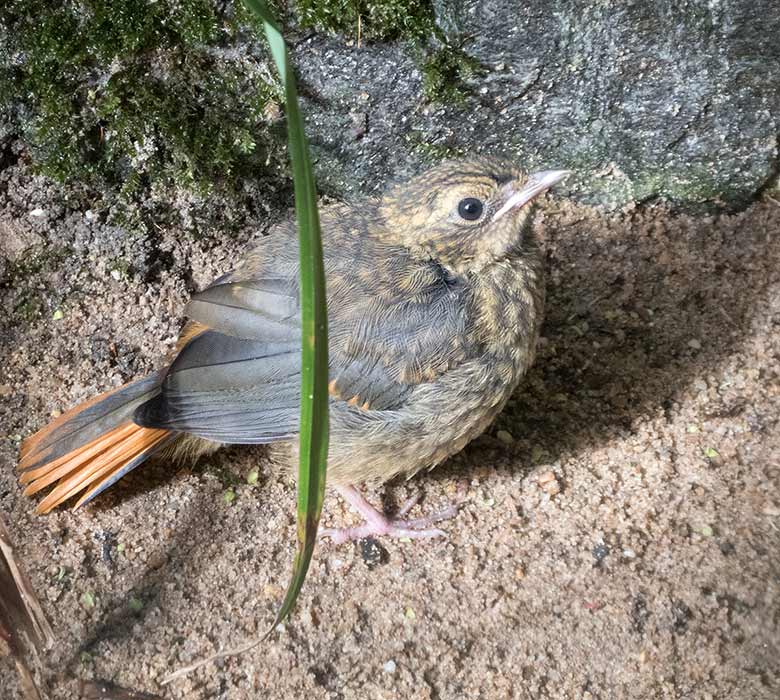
[492,169,572,222]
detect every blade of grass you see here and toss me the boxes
[243,0,329,633]
[161,2,328,684]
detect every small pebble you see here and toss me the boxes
[110,269,122,281]
[349,111,368,140]
[264,102,282,121]
[263,583,282,597]
[592,543,610,565]
[29,207,45,217]
[359,537,387,569]
[688,339,702,350]
[496,429,514,444]
[719,541,736,556]
[383,660,397,674]
[537,470,560,496]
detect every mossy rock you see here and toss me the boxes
[295,0,436,42]
[0,0,283,195]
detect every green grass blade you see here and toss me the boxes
[242,0,329,632]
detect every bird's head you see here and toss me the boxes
[379,158,570,274]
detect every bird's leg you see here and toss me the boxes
[319,484,459,545]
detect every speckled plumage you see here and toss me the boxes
[139,158,546,485]
[18,158,563,535]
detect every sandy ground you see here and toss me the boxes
[1,161,779,699]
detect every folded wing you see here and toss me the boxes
[135,218,472,441]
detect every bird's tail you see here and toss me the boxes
[17,374,175,514]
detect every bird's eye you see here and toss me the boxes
[457,197,484,221]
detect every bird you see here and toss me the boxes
[16,158,569,543]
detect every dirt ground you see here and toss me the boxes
[1,162,779,699]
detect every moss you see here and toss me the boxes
[0,0,480,218]
[420,45,482,102]
[4,244,71,279]
[296,1,480,104]
[295,0,436,42]
[0,0,282,194]
[13,294,45,322]
[3,245,72,322]
[404,129,462,163]
[107,257,133,279]
[198,460,241,488]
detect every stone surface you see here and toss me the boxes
[295,0,780,208]
[2,1,778,212]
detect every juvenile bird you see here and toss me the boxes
[17,159,569,542]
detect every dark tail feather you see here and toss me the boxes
[18,374,175,513]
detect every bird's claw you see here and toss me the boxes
[319,490,460,545]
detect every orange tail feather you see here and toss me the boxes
[18,376,173,513]
[20,422,171,514]
[19,382,132,470]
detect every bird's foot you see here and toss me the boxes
[319,485,459,545]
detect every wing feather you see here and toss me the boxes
[137,214,471,442]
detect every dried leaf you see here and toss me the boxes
[0,515,55,700]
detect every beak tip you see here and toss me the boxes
[529,169,573,188]
[491,167,573,222]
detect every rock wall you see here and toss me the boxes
[1,0,778,218]
[298,0,780,208]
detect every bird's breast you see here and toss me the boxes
[466,252,545,376]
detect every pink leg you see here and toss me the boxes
[319,485,459,545]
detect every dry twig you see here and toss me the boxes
[0,515,55,700]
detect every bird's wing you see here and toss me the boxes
[134,221,471,443]
[134,331,302,443]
